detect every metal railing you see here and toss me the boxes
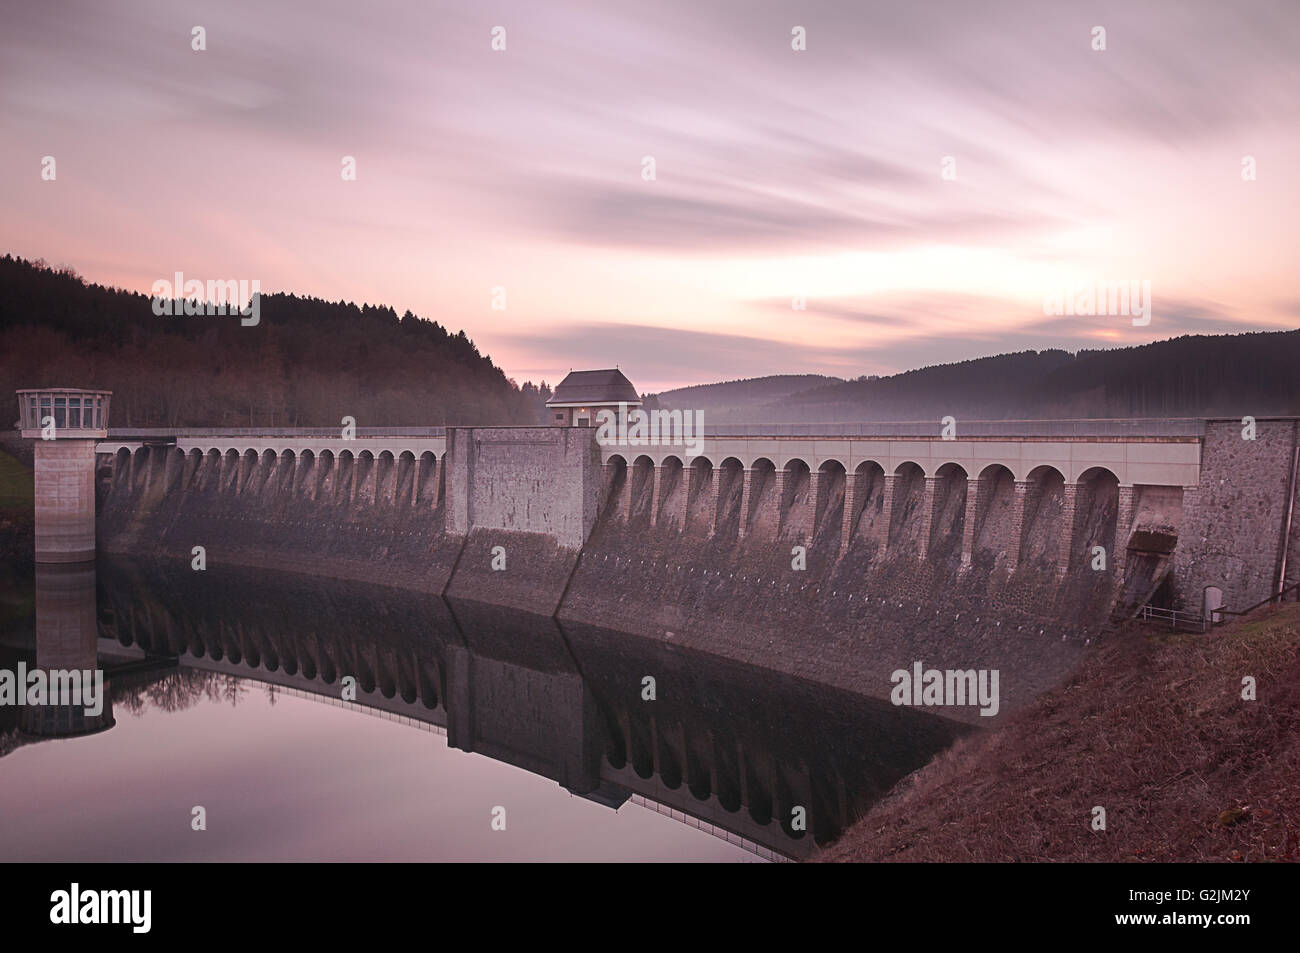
[106,426,447,438]
[1137,605,1208,633]
[705,418,1207,438]
[1218,578,1300,622]
[103,418,1207,440]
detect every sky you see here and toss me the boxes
[2,0,1298,392]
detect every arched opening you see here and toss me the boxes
[355,450,376,506]
[973,464,1016,565]
[182,448,204,492]
[277,449,296,495]
[112,447,131,492]
[376,450,397,504]
[1203,586,1224,624]
[335,450,355,505]
[629,455,655,524]
[395,451,416,507]
[851,461,887,553]
[746,457,778,539]
[602,454,628,520]
[685,456,714,534]
[236,449,258,495]
[779,458,812,540]
[887,462,926,554]
[1020,465,1066,569]
[814,459,847,547]
[316,450,336,503]
[415,452,437,507]
[1075,467,1120,572]
[297,450,317,499]
[714,457,745,539]
[929,462,969,562]
[196,448,221,494]
[656,455,685,529]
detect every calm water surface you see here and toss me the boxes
[0,559,964,861]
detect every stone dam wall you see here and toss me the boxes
[91,419,1300,718]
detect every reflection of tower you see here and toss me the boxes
[16,387,111,563]
[19,562,114,737]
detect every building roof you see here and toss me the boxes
[546,368,640,406]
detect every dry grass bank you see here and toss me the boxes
[823,604,1300,862]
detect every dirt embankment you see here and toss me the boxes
[821,603,1300,862]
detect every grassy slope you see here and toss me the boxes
[823,605,1300,862]
[0,449,34,622]
[0,449,33,510]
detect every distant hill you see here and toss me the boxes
[652,334,1300,422]
[0,255,548,428]
[654,374,844,422]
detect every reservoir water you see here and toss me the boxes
[0,559,967,861]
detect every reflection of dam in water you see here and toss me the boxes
[3,559,968,860]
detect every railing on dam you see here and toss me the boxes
[706,418,1208,438]
[105,419,1207,440]
[106,426,448,438]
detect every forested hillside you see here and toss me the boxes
[0,255,549,428]
[654,335,1300,423]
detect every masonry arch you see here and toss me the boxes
[780,458,813,539]
[888,461,926,554]
[335,449,354,504]
[813,459,847,546]
[181,448,203,491]
[629,455,655,524]
[714,457,745,539]
[746,457,779,540]
[1019,465,1066,569]
[656,455,686,529]
[601,454,628,520]
[415,451,437,507]
[929,462,969,562]
[353,450,377,506]
[389,450,412,507]
[376,449,397,504]
[292,449,314,499]
[130,446,152,494]
[1074,466,1120,571]
[685,456,714,534]
[850,460,888,549]
[111,447,131,492]
[972,463,1016,563]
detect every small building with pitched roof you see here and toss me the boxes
[545,368,640,427]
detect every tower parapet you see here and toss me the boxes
[16,387,112,562]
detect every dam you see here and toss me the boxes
[18,389,1300,719]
